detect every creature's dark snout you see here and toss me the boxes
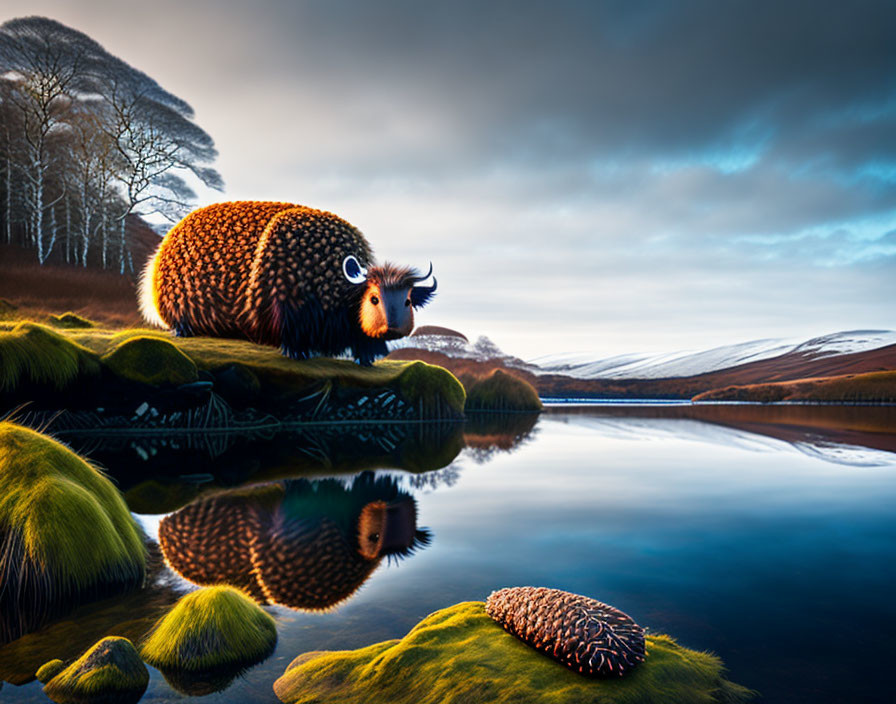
[382,289,414,338]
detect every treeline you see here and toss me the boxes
[0,16,222,273]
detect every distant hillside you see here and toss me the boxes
[693,370,896,404]
[387,329,896,402]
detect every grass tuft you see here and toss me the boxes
[464,369,542,412]
[101,335,199,386]
[43,636,148,703]
[140,585,277,671]
[0,322,100,392]
[48,312,95,329]
[273,601,755,704]
[0,422,146,640]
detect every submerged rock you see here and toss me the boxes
[272,601,755,704]
[139,585,277,672]
[0,422,146,643]
[486,587,644,677]
[42,637,148,704]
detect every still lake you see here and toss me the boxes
[2,404,895,703]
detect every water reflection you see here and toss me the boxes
[58,422,466,514]
[159,473,430,610]
[8,407,890,701]
[550,404,896,465]
[0,544,178,684]
[462,412,539,463]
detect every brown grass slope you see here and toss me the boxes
[694,370,896,404]
[0,244,143,328]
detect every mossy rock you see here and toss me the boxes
[393,361,466,417]
[273,602,755,704]
[48,312,95,329]
[101,335,198,386]
[36,659,65,683]
[0,422,146,641]
[43,636,148,704]
[465,369,542,412]
[0,322,100,392]
[140,585,277,671]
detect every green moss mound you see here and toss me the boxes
[465,369,542,412]
[43,636,148,704]
[273,602,755,704]
[0,422,146,639]
[101,335,199,386]
[48,312,95,329]
[0,321,467,419]
[394,361,466,417]
[140,585,277,671]
[0,322,100,392]
[36,659,65,683]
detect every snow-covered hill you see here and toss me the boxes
[392,329,896,380]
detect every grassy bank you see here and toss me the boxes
[693,370,896,403]
[0,318,466,421]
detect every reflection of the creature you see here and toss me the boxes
[159,472,430,610]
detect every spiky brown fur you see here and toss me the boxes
[143,201,382,360]
[486,587,646,677]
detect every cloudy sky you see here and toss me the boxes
[4,1,894,358]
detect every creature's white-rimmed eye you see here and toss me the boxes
[342,255,368,284]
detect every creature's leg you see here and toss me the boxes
[351,338,388,366]
[276,299,322,361]
[280,344,311,360]
[172,319,195,337]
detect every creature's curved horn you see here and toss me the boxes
[409,275,437,308]
[409,262,433,284]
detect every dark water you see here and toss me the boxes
[2,405,895,703]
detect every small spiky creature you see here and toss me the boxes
[485,586,646,677]
[140,201,437,364]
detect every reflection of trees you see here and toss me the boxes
[462,412,539,463]
[0,17,222,271]
[405,465,462,490]
[159,473,430,611]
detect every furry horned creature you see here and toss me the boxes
[139,201,437,364]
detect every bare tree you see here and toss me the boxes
[0,17,108,262]
[0,16,223,271]
[99,66,223,272]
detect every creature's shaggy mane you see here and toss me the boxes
[367,262,426,290]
